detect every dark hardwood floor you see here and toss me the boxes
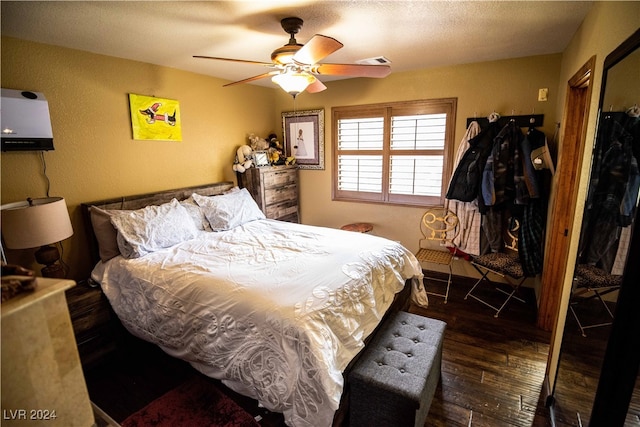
[410,277,552,427]
[550,296,640,427]
[85,276,556,426]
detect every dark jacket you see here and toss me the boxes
[481,121,521,208]
[585,113,639,232]
[517,128,545,203]
[446,122,500,202]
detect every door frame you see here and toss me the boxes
[537,57,596,383]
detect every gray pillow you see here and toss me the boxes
[89,206,121,262]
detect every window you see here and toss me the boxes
[332,98,457,206]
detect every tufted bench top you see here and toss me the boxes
[349,311,446,427]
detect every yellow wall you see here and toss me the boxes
[1,37,278,277]
[274,54,562,280]
[2,35,565,281]
[542,1,640,392]
[2,1,637,291]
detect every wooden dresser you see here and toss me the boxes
[237,165,299,223]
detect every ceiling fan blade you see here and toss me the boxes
[293,34,343,65]
[312,63,391,78]
[306,79,327,93]
[193,55,273,67]
[223,72,278,87]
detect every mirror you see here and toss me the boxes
[551,29,640,425]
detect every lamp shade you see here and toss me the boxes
[272,72,316,97]
[1,197,73,249]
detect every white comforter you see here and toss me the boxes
[93,219,425,427]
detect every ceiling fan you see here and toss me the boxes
[194,17,391,97]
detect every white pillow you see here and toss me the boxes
[180,196,213,231]
[192,188,265,231]
[109,198,199,259]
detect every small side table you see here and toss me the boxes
[66,280,118,369]
[340,222,373,233]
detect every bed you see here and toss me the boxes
[81,181,427,427]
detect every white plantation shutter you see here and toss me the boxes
[390,114,447,150]
[389,113,447,197]
[337,117,384,150]
[333,100,456,205]
[337,155,383,193]
[337,117,384,196]
[389,155,444,196]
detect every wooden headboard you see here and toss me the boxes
[81,181,235,265]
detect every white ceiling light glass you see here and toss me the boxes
[272,72,316,98]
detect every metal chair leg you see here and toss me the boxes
[569,287,618,337]
[425,264,453,304]
[465,269,526,317]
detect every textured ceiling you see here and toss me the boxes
[1,1,594,88]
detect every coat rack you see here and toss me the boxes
[466,114,544,129]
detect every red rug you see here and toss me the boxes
[121,375,260,427]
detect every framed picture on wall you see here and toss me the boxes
[282,109,324,170]
[129,94,182,141]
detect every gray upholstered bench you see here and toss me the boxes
[348,311,446,427]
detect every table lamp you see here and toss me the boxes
[1,197,73,278]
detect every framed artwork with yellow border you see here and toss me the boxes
[129,94,182,141]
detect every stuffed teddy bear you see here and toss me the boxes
[248,133,270,151]
[233,145,254,173]
[285,156,296,166]
[267,133,285,165]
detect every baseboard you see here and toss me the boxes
[91,401,121,427]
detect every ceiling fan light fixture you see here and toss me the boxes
[195,16,389,92]
[271,44,302,65]
[272,72,315,97]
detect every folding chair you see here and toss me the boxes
[464,218,527,317]
[569,264,622,337]
[415,207,459,304]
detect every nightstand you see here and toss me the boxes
[65,280,118,369]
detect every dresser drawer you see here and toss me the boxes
[65,282,117,368]
[66,285,111,334]
[263,169,297,188]
[66,282,104,311]
[237,165,299,223]
[278,212,299,223]
[265,184,297,206]
[266,199,298,220]
[71,305,112,336]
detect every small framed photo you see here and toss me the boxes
[282,109,324,170]
[254,150,270,167]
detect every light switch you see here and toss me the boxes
[538,88,549,102]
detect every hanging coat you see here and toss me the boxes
[445,121,482,255]
[517,128,545,203]
[481,121,522,208]
[446,121,500,202]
